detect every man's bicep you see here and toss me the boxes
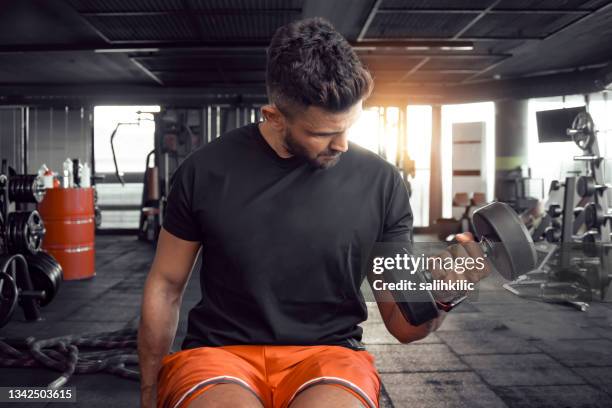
[150,228,201,290]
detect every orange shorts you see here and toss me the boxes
[157,344,380,408]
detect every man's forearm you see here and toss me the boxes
[387,302,446,343]
[138,277,183,404]
[368,272,445,343]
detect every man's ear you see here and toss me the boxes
[261,104,286,132]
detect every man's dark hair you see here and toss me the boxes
[266,17,373,118]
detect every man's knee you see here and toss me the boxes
[186,383,263,408]
[288,384,367,408]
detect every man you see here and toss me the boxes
[138,18,488,408]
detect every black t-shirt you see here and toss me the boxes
[163,123,413,349]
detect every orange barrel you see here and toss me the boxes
[38,188,95,280]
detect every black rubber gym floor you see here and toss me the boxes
[1,235,611,408]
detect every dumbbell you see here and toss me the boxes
[0,253,60,326]
[548,204,584,219]
[25,251,63,307]
[577,176,611,198]
[390,202,537,326]
[550,180,564,191]
[584,203,612,229]
[0,254,46,327]
[545,225,562,242]
[581,231,600,257]
[547,204,562,218]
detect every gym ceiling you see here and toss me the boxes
[1,0,611,105]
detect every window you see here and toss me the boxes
[407,106,432,227]
[349,105,432,227]
[94,106,159,229]
[528,92,612,193]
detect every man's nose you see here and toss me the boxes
[330,133,349,153]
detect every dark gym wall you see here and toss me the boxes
[27,106,93,175]
[0,107,24,172]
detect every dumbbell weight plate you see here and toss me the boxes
[0,271,18,328]
[31,175,46,203]
[472,202,538,280]
[584,203,604,229]
[6,211,46,254]
[550,180,562,191]
[25,251,62,307]
[570,111,595,151]
[387,268,439,327]
[6,212,19,253]
[26,211,45,253]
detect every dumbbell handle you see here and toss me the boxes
[573,155,602,162]
[577,176,612,197]
[19,289,46,301]
[592,182,611,190]
[477,236,494,258]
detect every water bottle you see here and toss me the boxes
[63,158,73,188]
[81,163,91,188]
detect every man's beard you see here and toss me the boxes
[284,128,342,170]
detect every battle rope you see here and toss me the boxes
[0,328,139,388]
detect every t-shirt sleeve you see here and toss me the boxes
[380,173,414,243]
[162,160,201,242]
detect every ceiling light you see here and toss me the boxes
[353,41,475,52]
[95,48,160,53]
[440,45,474,51]
[404,46,431,51]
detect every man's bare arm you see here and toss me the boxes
[138,228,201,408]
[367,273,446,344]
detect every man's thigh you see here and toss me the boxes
[273,346,380,408]
[287,384,365,408]
[157,346,269,408]
[187,384,264,408]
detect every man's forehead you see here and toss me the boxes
[299,104,363,132]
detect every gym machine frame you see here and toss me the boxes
[507,111,612,306]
